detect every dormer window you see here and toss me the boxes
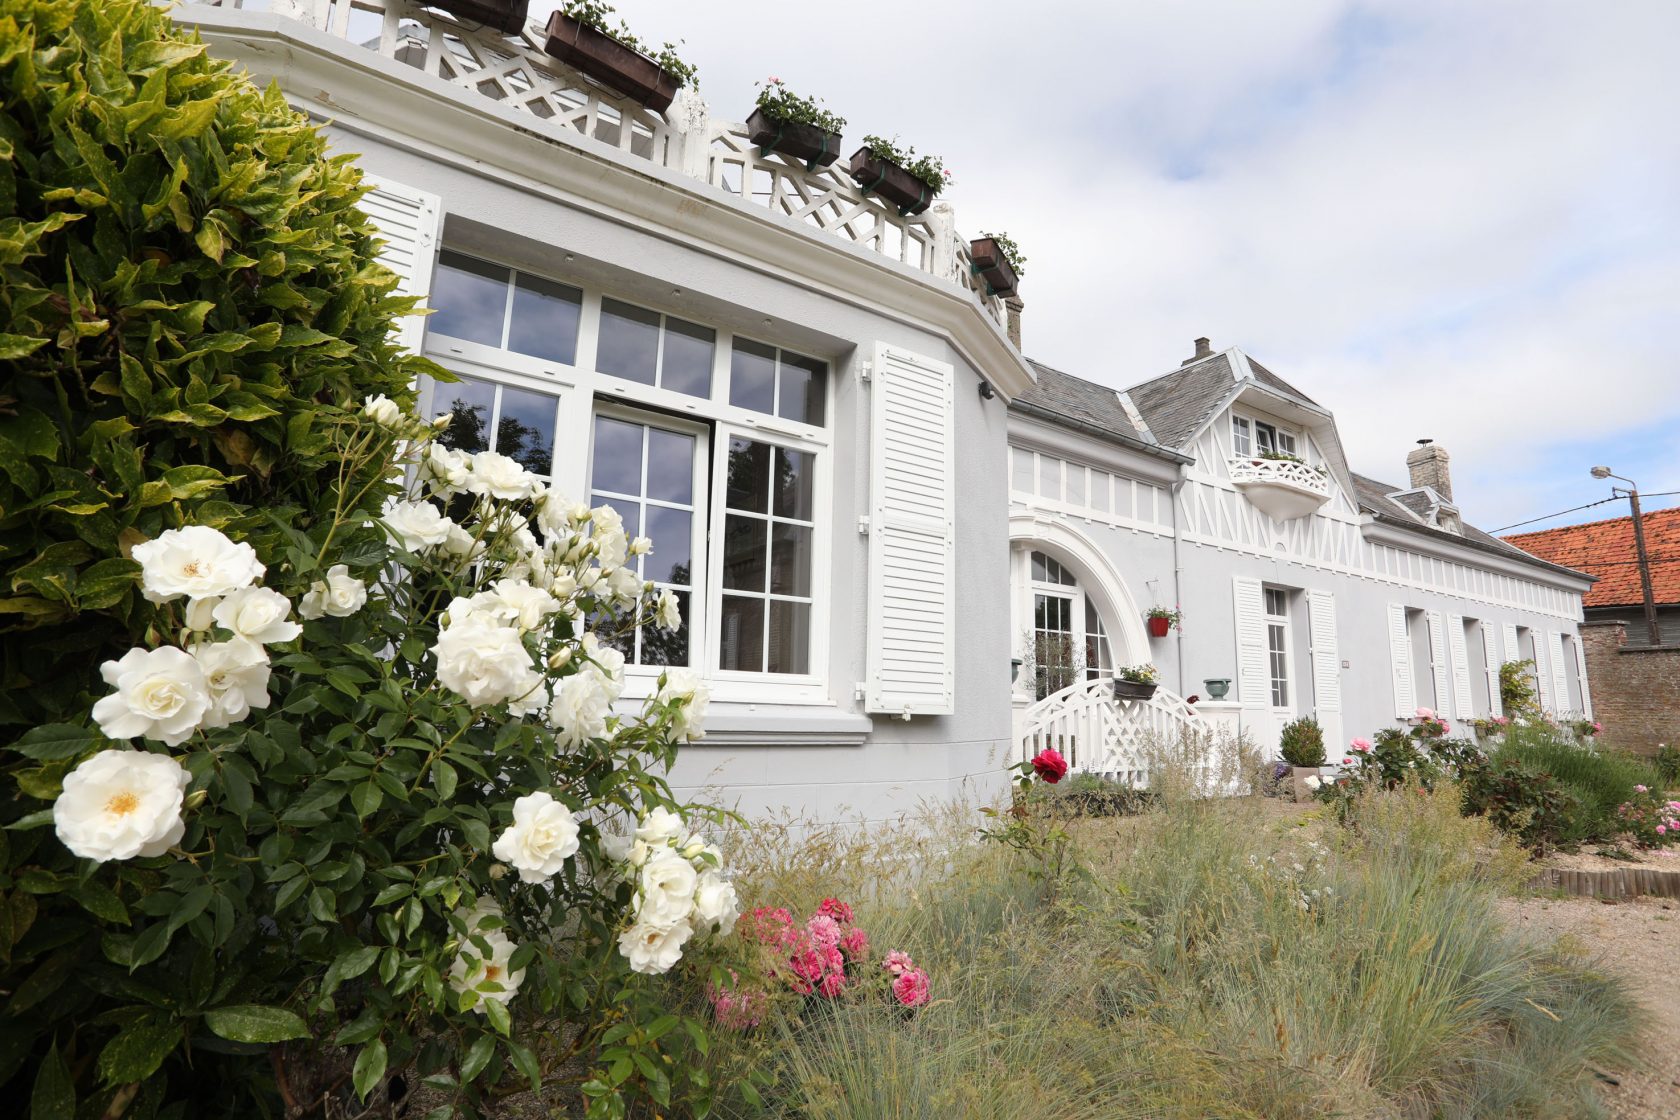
[1233,413,1297,457]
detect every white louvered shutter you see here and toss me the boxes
[1482,623,1503,717]
[1425,611,1451,716]
[863,343,955,717]
[1548,631,1571,716]
[1531,632,1549,711]
[1572,633,1593,719]
[1387,604,1415,717]
[358,177,443,354]
[1501,623,1519,669]
[1446,614,1475,720]
[1307,590,1342,751]
[1233,576,1267,718]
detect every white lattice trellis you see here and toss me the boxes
[1018,678,1210,788]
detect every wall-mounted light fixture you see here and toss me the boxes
[977,380,996,400]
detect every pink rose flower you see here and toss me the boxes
[892,967,930,1008]
[1414,707,1434,720]
[1350,738,1372,753]
[1031,748,1069,784]
[1342,758,1353,766]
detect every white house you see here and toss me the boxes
[178,1,1592,817]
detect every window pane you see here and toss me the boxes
[722,514,766,591]
[507,273,582,363]
[645,428,694,505]
[1091,471,1110,512]
[644,505,692,586]
[638,590,689,667]
[775,447,814,520]
[495,384,557,476]
[1012,449,1034,492]
[1277,431,1297,455]
[779,352,826,425]
[435,377,498,455]
[1031,552,1047,582]
[1067,466,1085,506]
[591,416,644,497]
[661,317,714,397]
[1038,456,1061,501]
[770,524,811,596]
[596,299,660,385]
[729,339,776,414]
[726,437,770,513]
[768,601,811,674]
[429,252,507,346]
[719,595,765,672]
[1232,417,1251,455]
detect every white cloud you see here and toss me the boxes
[537,1,1680,524]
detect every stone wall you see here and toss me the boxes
[1580,620,1680,756]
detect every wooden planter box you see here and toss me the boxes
[968,236,1020,297]
[429,0,529,35]
[747,108,843,170]
[847,148,937,216]
[543,12,681,112]
[1112,679,1158,703]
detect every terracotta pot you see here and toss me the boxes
[430,0,530,34]
[747,107,843,169]
[1146,615,1172,638]
[968,236,1020,298]
[1112,679,1158,703]
[543,12,682,111]
[847,148,937,216]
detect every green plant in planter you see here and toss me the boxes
[559,0,698,88]
[1278,717,1326,767]
[1116,663,1159,685]
[1145,606,1182,627]
[979,230,1027,277]
[754,77,845,134]
[859,134,952,194]
[1498,660,1539,719]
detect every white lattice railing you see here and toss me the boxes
[1227,457,1332,497]
[182,0,1007,325]
[1018,678,1208,788]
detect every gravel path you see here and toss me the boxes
[1498,895,1680,1119]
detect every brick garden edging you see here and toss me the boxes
[1527,866,1680,900]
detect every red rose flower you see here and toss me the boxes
[1031,748,1069,784]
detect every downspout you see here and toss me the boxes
[1170,470,1187,694]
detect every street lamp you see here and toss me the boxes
[1590,467,1663,648]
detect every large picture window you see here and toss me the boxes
[1265,587,1291,709]
[429,250,582,365]
[434,374,560,477]
[718,437,815,675]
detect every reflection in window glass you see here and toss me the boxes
[729,340,776,415]
[720,437,815,674]
[1012,448,1034,493]
[729,340,826,426]
[435,378,498,455]
[661,317,715,397]
[429,252,508,346]
[435,375,558,477]
[507,274,582,364]
[588,413,698,666]
[778,353,826,425]
[596,299,660,386]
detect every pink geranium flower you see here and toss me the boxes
[892,967,930,1007]
[840,925,870,961]
[817,897,854,924]
[883,949,915,976]
[806,914,841,949]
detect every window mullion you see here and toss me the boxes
[498,272,516,351]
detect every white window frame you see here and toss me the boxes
[420,247,836,706]
[1264,587,1292,713]
[1234,411,1298,457]
[1231,415,1252,456]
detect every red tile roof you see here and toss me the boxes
[1504,505,1680,608]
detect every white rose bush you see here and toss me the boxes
[6,395,746,1118]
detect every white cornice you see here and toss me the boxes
[176,8,1037,399]
[1007,413,1183,486]
[1363,519,1593,592]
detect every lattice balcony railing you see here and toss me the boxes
[181,0,1007,326]
[1227,456,1332,496]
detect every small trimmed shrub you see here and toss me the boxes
[1491,727,1664,846]
[1655,743,1680,786]
[1460,757,1579,855]
[1278,716,1325,767]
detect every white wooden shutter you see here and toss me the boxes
[1548,631,1571,716]
[863,343,955,717]
[1530,632,1549,711]
[1446,614,1475,720]
[1387,604,1415,717]
[1501,623,1519,668]
[1425,611,1451,716]
[1572,632,1593,719]
[1307,590,1342,751]
[1482,623,1503,717]
[1233,576,1267,717]
[358,177,442,355]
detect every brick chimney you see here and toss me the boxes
[1005,295,1024,351]
[1406,439,1453,502]
[1181,336,1212,366]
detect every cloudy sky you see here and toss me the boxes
[529,0,1678,532]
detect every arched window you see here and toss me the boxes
[1029,551,1113,699]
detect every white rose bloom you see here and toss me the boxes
[656,669,710,742]
[448,928,524,1013]
[599,828,634,866]
[424,443,472,496]
[131,526,264,604]
[594,522,628,569]
[465,450,535,501]
[606,565,643,604]
[298,564,367,620]
[547,671,610,749]
[583,642,626,703]
[618,918,694,975]
[53,749,190,862]
[361,394,403,428]
[692,871,739,935]
[655,590,681,632]
[491,579,560,631]
[92,647,211,746]
[629,536,652,557]
[440,523,484,562]
[183,597,219,632]
[491,792,582,884]
[212,587,301,648]
[193,640,272,729]
[434,618,538,708]
[536,492,574,536]
[635,807,685,848]
[549,570,578,600]
[382,500,454,553]
[638,848,699,924]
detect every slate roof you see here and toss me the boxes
[1247,358,1320,408]
[1354,474,1588,579]
[1015,361,1191,461]
[1504,506,1680,608]
[1124,353,1238,448]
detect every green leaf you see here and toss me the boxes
[505,1039,541,1091]
[203,1004,311,1044]
[323,945,380,995]
[72,880,130,925]
[352,1038,388,1102]
[10,723,101,761]
[0,333,48,360]
[31,1043,74,1120]
[482,996,511,1037]
[433,760,458,800]
[128,921,175,970]
[460,817,490,852]
[459,1034,495,1083]
[352,780,383,818]
[98,1018,180,1084]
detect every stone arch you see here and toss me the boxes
[1008,512,1151,672]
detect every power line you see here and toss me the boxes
[1491,488,1680,535]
